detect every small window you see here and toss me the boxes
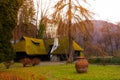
[31,40,40,46]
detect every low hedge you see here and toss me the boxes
[88,57,120,65]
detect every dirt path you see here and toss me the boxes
[40,61,66,66]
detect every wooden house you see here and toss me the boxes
[13,36,83,61]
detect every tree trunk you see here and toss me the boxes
[67,0,74,63]
[67,20,73,62]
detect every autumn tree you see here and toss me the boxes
[100,22,114,56]
[114,23,120,50]
[18,0,35,24]
[15,0,37,38]
[52,0,93,62]
[0,0,23,62]
[111,23,120,56]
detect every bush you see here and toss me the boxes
[20,58,32,67]
[88,57,120,65]
[3,60,14,69]
[32,58,40,66]
[20,58,40,67]
[110,57,120,65]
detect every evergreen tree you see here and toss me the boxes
[37,23,45,39]
[0,0,23,62]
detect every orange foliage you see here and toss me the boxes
[0,72,23,80]
[20,58,40,67]
[20,58,32,67]
[32,58,40,66]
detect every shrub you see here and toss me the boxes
[20,58,32,67]
[88,57,120,65]
[20,58,40,67]
[3,60,14,69]
[32,58,40,66]
[110,57,120,65]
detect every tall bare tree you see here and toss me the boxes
[100,22,114,55]
[115,23,120,50]
[52,0,94,62]
[35,0,52,38]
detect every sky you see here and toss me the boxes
[87,0,120,24]
[34,0,120,24]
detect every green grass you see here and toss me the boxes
[0,63,120,80]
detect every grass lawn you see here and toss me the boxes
[0,62,120,80]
